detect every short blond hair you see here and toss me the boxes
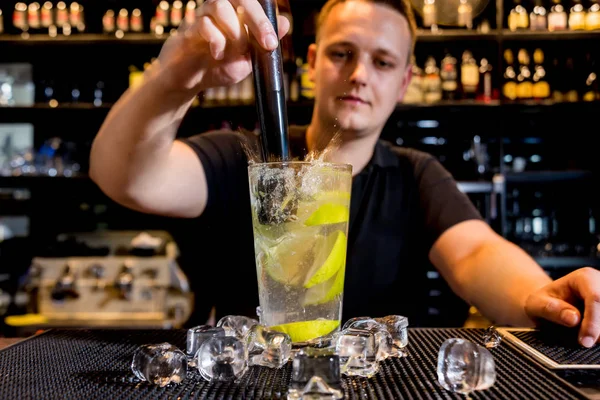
[315,0,417,62]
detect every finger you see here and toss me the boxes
[231,0,279,50]
[197,15,227,60]
[571,269,600,347]
[276,14,290,39]
[202,0,245,44]
[525,293,581,327]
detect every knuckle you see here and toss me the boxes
[587,320,600,334]
[578,267,597,279]
[258,20,273,35]
[543,299,556,314]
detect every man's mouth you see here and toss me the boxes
[337,95,370,105]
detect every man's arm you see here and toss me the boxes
[90,69,208,218]
[89,0,289,218]
[430,220,600,347]
[429,219,552,327]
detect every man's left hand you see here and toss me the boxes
[524,267,600,348]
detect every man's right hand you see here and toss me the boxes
[154,0,291,94]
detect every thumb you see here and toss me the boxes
[525,294,581,327]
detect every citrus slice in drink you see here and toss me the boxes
[269,319,340,343]
[303,266,345,306]
[303,230,347,288]
[304,203,349,226]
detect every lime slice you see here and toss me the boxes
[305,204,349,226]
[304,230,347,288]
[269,320,340,343]
[260,230,318,286]
[303,266,345,306]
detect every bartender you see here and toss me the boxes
[89,0,599,347]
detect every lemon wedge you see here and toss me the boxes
[269,319,340,343]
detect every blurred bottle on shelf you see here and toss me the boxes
[581,52,599,101]
[461,50,479,99]
[587,0,600,29]
[529,0,548,30]
[402,56,423,104]
[508,0,529,31]
[568,0,587,30]
[440,51,458,101]
[478,58,494,102]
[423,56,442,103]
[503,49,518,101]
[532,48,550,100]
[422,0,438,31]
[547,0,567,31]
[457,0,473,29]
[516,49,533,100]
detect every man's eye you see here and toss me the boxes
[376,59,394,69]
[330,50,350,60]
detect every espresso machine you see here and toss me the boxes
[14,230,193,330]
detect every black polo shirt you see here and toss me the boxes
[177,126,482,327]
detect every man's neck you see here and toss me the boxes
[305,119,380,176]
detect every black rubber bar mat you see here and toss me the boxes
[0,328,590,399]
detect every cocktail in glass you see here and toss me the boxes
[248,161,352,344]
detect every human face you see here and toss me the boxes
[308,1,412,137]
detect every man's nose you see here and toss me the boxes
[348,59,368,86]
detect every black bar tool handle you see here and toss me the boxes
[250,0,290,162]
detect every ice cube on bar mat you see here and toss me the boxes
[131,343,187,387]
[482,325,502,349]
[335,328,379,378]
[342,318,396,360]
[197,336,247,382]
[375,315,409,349]
[186,325,226,366]
[216,315,259,340]
[437,338,496,394]
[246,324,292,368]
[288,347,343,400]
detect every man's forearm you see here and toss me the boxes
[89,66,196,199]
[455,239,553,327]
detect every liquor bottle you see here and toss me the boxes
[440,52,458,100]
[461,50,479,99]
[581,53,599,101]
[508,0,529,31]
[40,2,53,33]
[69,2,85,33]
[586,0,600,29]
[568,0,587,30]
[103,10,116,34]
[423,56,442,103]
[532,49,550,100]
[403,55,425,103]
[422,0,438,30]
[503,49,518,101]
[530,0,548,30]
[171,0,184,32]
[457,0,473,29]
[548,0,567,31]
[185,1,197,26]
[516,49,533,100]
[131,9,144,33]
[26,2,41,34]
[479,58,493,102]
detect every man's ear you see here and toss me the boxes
[307,43,317,82]
[397,63,413,102]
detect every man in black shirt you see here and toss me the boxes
[90,0,599,347]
